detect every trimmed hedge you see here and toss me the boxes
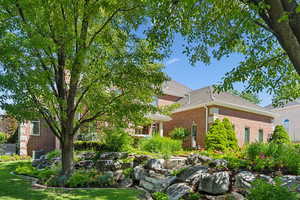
[74,141,106,151]
[0,155,31,162]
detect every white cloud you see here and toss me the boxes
[166,58,180,65]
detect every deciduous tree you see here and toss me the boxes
[0,0,167,176]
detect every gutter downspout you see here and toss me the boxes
[204,104,208,133]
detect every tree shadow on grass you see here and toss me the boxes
[0,162,140,200]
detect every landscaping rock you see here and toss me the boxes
[258,174,274,184]
[114,170,125,182]
[133,155,151,167]
[99,152,128,160]
[119,178,133,188]
[235,171,256,189]
[281,175,300,192]
[77,152,96,160]
[145,159,165,170]
[140,175,176,192]
[164,157,187,169]
[206,192,245,200]
[198,171,230,195]
[209,159,228,168]
[177,165,208,183]
[95,160,121,171]
[74,160,94,169]
[186,154,212,165]
[135,186,153,200]
[134,166,146,181]
[166,183,192,200]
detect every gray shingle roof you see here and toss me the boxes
[162,80,192,97]
[265,98,300,110]
[175,86,275,117]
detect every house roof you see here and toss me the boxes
[174,86,276,117]
[162,80,192,97]
[265,98,300,110]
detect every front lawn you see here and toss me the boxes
[0,161,141,200]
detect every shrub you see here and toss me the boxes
[222,118,239,150]
[46,150,61,160]
[15,163,37,176]
[205,118,239,152]
[74,141,105,151]
[170,127,190,140]
[97,173,114,186]
[67,170,94,187]
[152,192,169,200]
[245,143,300,174]
[0,155,31,162]
[140,135,182,158]
[0,132,7,144]
[247,179,297,200]
[123,168,134,178]
[269,125,290,144]
[103,128,133,152]
[205,119,228,151]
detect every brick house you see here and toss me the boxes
[19,120,59,156]
[265,99,300,142]
[163,86,276,148]
[18,81,276,155]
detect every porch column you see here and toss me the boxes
[159,122,163,137]
[148,124,153,136]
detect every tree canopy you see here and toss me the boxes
[147,0,300,106]
[0,0,168,176]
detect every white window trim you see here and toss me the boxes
[30,120,41,136]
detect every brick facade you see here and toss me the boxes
[164,108,206,147]
[19,120,57,156]
[164,105,274,148]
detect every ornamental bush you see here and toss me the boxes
[74,141,105,151]
[140,135,182,158]
[205,118,238,151]
[269,125,290,144]
[170,127,190,140]
[103,128,133,152]
[247,179,297,200]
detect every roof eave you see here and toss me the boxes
[173,101,278,118]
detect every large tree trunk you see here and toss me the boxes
[61,134,74,177]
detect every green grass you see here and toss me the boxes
[0,161,141,200]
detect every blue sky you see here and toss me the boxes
[162,34,273,107]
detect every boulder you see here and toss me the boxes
[133,155,151,167]
[98,152,128,160]
[206,192,245,200]
[166,183,192,200]
[186,154,212,165]
[140,175,176,192]
[119,178,133,188]
[177,165,208,183]
[281,175,300,193]
[114,170,125,182]
[235,171,256,189]
[135,186,153,200]
[95,160,121,171]
[257,174,274,184]
[198,171,230,195]
[74,160,94,169]
[164,157,187,169]
[77,152,96,160]
[134,166,146,181]
[145,159,165,170]
[209,159,228,168]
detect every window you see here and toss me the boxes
[31,121,40,136]
[283,119,290,132]
[244,127,250,144]
[191,123,197,137]
[258,129,264,142]
[209,107,219,115]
